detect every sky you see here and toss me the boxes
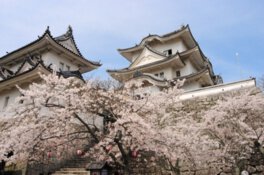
[0,0,263,83]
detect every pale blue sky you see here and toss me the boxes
[0,0,263,83]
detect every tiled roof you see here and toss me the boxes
[107,51,184,73]
[132,72,167,83]
[0,26,101,67]
[0,58,84,84]
[14,54,41,76]
[173,66,211,81]
[0,66,13,79]
[54,25,83,57]
[0,60,50,84]
[0,27,49,61]
[117,25,193,52]
[127,67,215,87]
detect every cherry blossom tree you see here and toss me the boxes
[0,72,263,175]
[0,73,186,174]
[0,74,94,167]
[201,88,264,174]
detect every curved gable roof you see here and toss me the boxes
[129,45,167,69]
[0,60,51,86]
[118,25,198,61]
[0,28,50,63]
[54,26,83,56]
[0,27,101,71]
[0,59,85,91]
[107,52,184,75]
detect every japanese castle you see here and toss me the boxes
[0,26,101,112]
[107,25,223,91]
[107,25,255,96]
[0,25,256,111]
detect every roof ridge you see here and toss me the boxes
[0,27,101,67]
[127,45,167,69]
[0,60,51,84]
[14,54,42,75]
[118,24,189,52]
[53,26,84,57]
[0,27,51,60]
[54,25,73,41]
[107,53,183,73]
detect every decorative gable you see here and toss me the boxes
[14,54,42,75]
[54,26,82,56]
[0,67,13,81]
[15,61,33,75]
[57,38,80,55]
[129,46,165,69]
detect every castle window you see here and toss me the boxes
[176,70,181,77]
[59,62,64,71]
[154,72,165,78]
[66,65,70,71]
[163,49,172,56]
[3,96,9,109]
[159,72,164,78]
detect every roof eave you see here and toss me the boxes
[48,35,101,70]
[0,28,101,72]
[176,68,214,87]
[0,35,50,65]
[0,64,50,91]
[117,25,190,59]
[107,55,184,82]
[108,54,184,75]
[0,28,52,61]
[128,45,166,69]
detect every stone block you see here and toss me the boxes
[256,165,264,171]
[248,166,256,173]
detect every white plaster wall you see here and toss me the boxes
[131,51,141,62]
[0,50,81,115]
[8,63,21,73]
[182,81,202,91]
[0,83,105,131]
[135,55,158,67]
[59,39,79,55]
[135,85,160,95]
[0,87,21,113]
[179,60,197,77]
[149,67,174,80]
[42,51,79,71]
[146,60,197,80]
[132,49,164,68]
